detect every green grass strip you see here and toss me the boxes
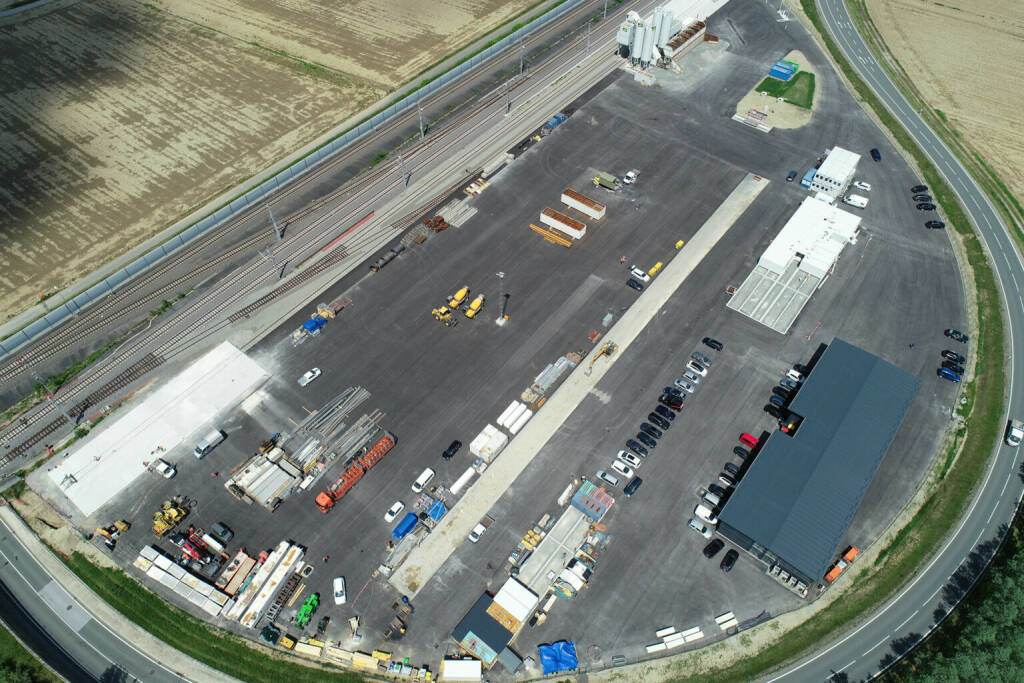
[61,552,363,682]
[0,623,60,682]
[755,71,816,109]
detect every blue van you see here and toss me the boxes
[938,367,961,382]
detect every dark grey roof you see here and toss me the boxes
[719,338,920,581]
[451,593,513,655]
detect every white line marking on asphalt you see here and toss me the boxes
[1002,469,1013,496]
[925,584,943,604]
[863,637,887,657]
[988,502,999,523]
[896,610,918,631]
[974,529,985,546]
[837,659,856,674]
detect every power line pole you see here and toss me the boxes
[417,100,425,139]
[505,80,511,114]
[603,0,608,19]
[267,204,283,241]
[398,150,411,186]
[586,22,591,57]
[519,40,525,75]
[21,358,73,424]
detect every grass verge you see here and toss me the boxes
[0,623,59,683]
[754,71,816,109]
[61,552,362,682]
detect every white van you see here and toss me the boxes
[194,429,226,459]
[411,467,435,493]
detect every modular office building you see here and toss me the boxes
[808,146,860,198]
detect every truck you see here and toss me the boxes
[464,293,485,319]
[823,545,860,583]
[1006,420,1024,447]
[315,432,396,513]
[447,286,470,310]
[290,298,351,344]
[468,515,493,543]
[593,172,621,191]
[843,194,868,209]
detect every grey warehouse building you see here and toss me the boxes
[717,338,920,587]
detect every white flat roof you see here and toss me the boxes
[492,577,540,622]
[49,342,269,516]
[816,146,861,181]
[759,197,861,276]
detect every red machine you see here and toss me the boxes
[315,432,395,513]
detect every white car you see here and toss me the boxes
[853,180,871,192]
[694,503,719,525]
[629,267,651,282]
[333,576,347,605]
[384,501,405,523]
[616,451,642,468]
[674,378,696,393]
[611,460,634,478]
[685,360,708,376]
[468,522,489,543]
[596,469,619,487]
[298,368,322,386]
[153,459,176,479]
[688,519,713,539]
[682,370,701,384]
[623,170,639,184]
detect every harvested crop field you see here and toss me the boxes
[0,0,382,322]
[863,0,1024,202]
[152,0,538,89]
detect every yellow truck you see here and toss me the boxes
[464,294,485,319]
[447,286,470,309]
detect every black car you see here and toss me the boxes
[626,278,645,292]
[911,184,928,193]
[926,220,945,229]
[733,446,750,460]
[168,532,187,548]
[942,350,966,364]
[916,203,936,211]
[794,363,810,375]
[654,405,676,421]
[636,432,657,449]
[442,440,462,460]
[786,170,798,182]
[663,386,684,398]
[870,148,881,162]
[703,539,725,558]
[771,386,793,400]
[702,337,724,351]
[720,549,739,572]
[708,483,729,497]
[648,413,671,430]
[623,476,643,497]
[724,462,741,476]
[945,328,969,343]
[764,403,783,418]
[639,423,663,439]
[210,522,234,545]
[912,194,931,202]
[942,360,965,374]
[625,439,649,457]
[658,394,683,411]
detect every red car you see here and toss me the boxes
[739,432,758,448]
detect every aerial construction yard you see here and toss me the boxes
[22,0,974,679]
[0,0,535,323]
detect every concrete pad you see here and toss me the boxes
[48,342,268,516]
[388,173,767,597]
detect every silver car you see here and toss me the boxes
[596,469,619,487]
[683,370,701,384]
[674,378,696,393]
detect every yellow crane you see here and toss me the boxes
[586,341,618,376]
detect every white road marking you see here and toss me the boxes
[895,610,918,631]
[988,502,999,523]
[925,584,943,605]
[1002,469,1013,496]
[974,528,985,546]
[863,637,887,656]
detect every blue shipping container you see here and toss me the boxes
[544,112,567,130]
[392,512,418,539]
[800,168,816,188]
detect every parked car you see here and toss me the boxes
[786,170,798,182]
[654,405,677,421]
[916,203,936,211]
[663,386,684,397]
[639,423,662,439]
[942,360,965,374]
[945,329,969,343]
[870,148,881,162]
[441,440,462,460]
[780,377,799,390]
[911,184,928,193]
[333,576,347,605]
[938,367,961,383]
[384,501,405,523]
[596,469,619,486]
[626,278,645,292]
[702,337,724,351]
[617,451,642,468]
[764,404,783,418]
[691,351,712,366]
[630,267,651,282]
[298,368,322,386]
[926,221,946,229]
[688,519,713,539]
[723,462,741,476]
[739,432,758,448]
[694,504,719,525]
[703,539,725,558]
[210,522,234,545]
[648,413,671,430]
[626,439,649,457]
[733,446,750,460]
[623,476,643,497]
[674,378,696,393]
[912,194,931,202]
[720,549,739,573]
[772,386,793,400]
[468,521,490,543]
[635,432,657,449]
[658,394,684,411]
[682,370,701,384]
[153,459,176,479]
[719,473,737,487]
[853,180,871,192]
[769,394,786,408]
[611,460,635,478]
[942,350,966,364]
[686,360,708,376]
[708,483,729,497]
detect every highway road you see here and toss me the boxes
[766,2,1024,681]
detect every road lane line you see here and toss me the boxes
[988,502,999,523]
[863,637,887,657]
[925,584,943,604]
[836,659,856,674]
[895,610,918,631]
[974,529,985,546]
[1002,469,1013,496]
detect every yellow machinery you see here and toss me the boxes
[464,294,485,319]
[432,306,457,327]
[585,341,618,376]
[152,498,189,537]
[95,520,130,540]
[447,286,470,309]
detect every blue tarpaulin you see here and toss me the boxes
[538,641,578,675]
[302,317,326,333]
[392,512,418,539]
[428,500,447,521]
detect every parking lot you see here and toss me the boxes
[64,0,968,674]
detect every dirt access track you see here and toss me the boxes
[0,0,535,323]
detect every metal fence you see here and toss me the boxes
[1,0,586,359]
